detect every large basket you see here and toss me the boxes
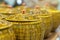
[48,10,60,32]
[6,20,45,40]
[36,12,52,38]
[0,20,16,40]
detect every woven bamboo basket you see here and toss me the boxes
[48,10,60,32]
[0,20,16,40]
[35,12,52,38]
[5,17,45,40]
[20,8,52,38]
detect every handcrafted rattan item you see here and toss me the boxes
[48,10,60,32]
[0,20,16,40]
[9,21,45,40]
[33,9,52,38]
[40,14,52,38]
[5,14,45,40]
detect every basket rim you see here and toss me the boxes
[6,20,42,24]
[48,9,60,12]
[0,22,12,30]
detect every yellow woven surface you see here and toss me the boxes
[8,20,45,40]
[48,10,60,32]
[34,13,52,38]
[0,14,6,19]
[0,20,12,30]
[0,28,16,40]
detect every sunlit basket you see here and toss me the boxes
[0,20,16,40]
[5,19,45,40]
[48,10,60,32]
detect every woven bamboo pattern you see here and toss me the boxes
[36,13,52,38]
[0,14,6,19]
[48,10,60,32]
[8,20,45,40]
[0,20,16,40]
[0,28,16,40]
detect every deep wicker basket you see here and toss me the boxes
[6,19,45,40]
